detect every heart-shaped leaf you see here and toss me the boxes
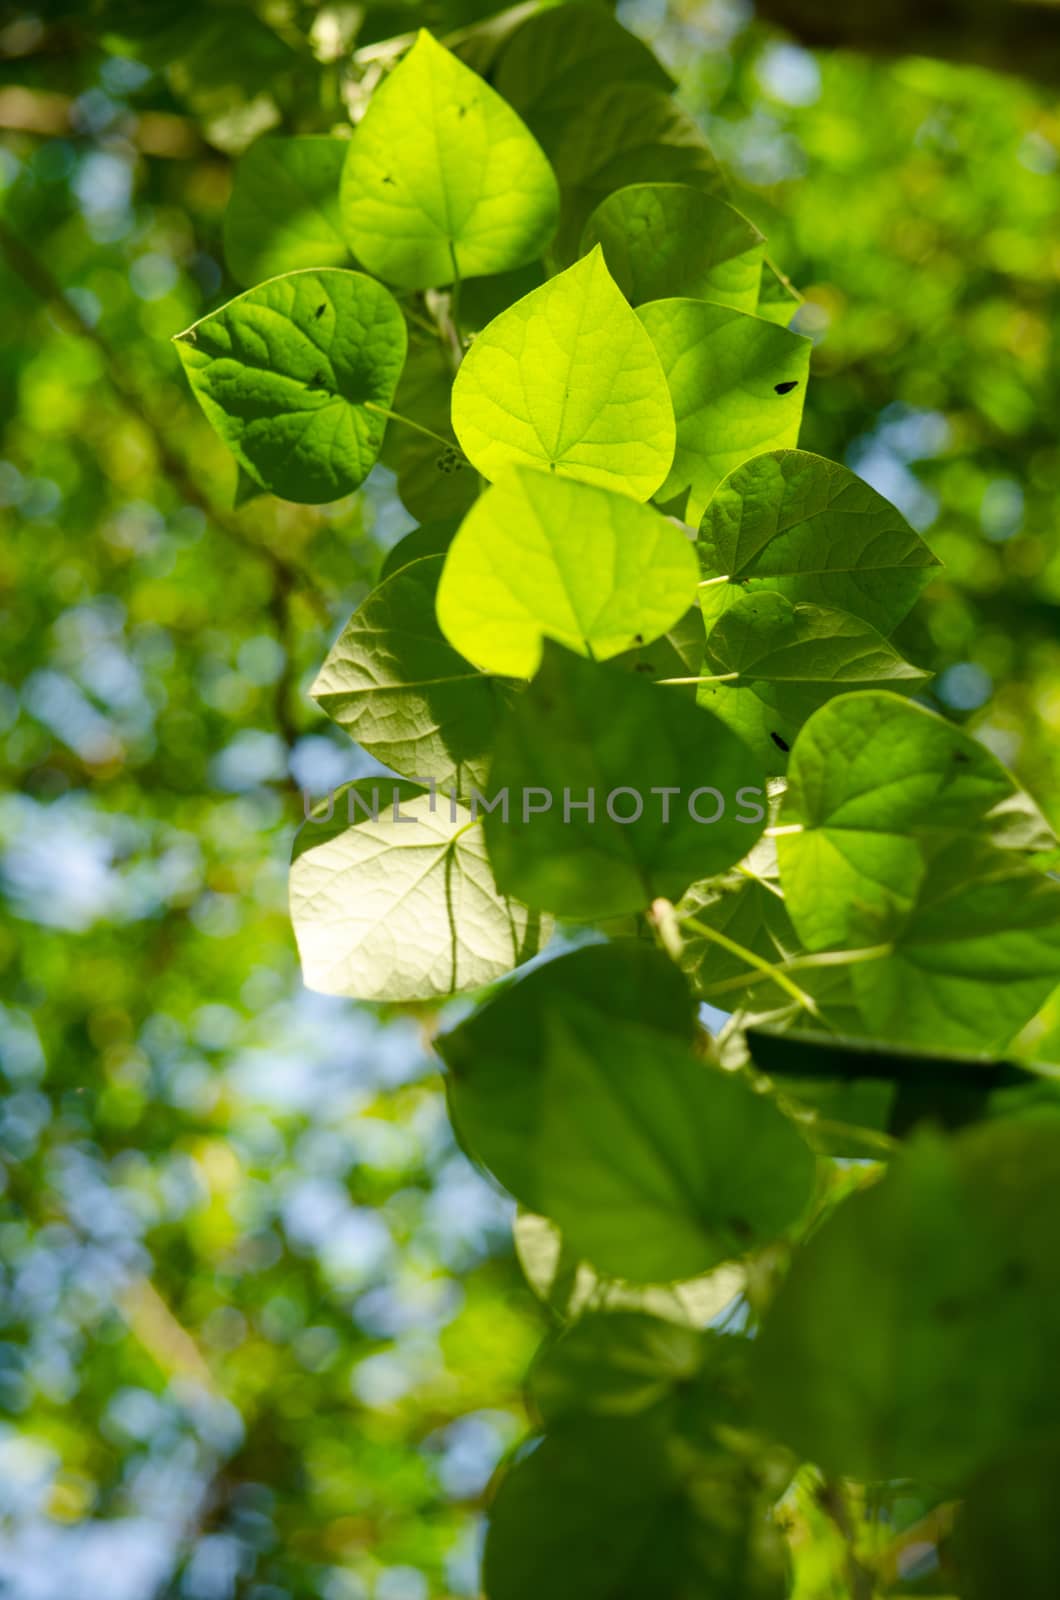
[340,30,559,289]
[637,299,809,522]
[483,644,767,920]
[704,591,931,718]
[174,268,406,504]
[777,692,1031,951]
[312,556,511,795]
[223,135,350,287]
[290,781,549,1001]
[451,247,676,500]
[583,183,765,310]
[435,466,698,678]
[698,450,940,634]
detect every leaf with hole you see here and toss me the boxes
[174,269,406,504]
[451,248,675,499]
[637,300,810,522]
[435,467,698,678]
[340,30,559,289]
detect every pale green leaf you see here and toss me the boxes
[583,183,765,310]
[483,644,767,920]
[698,450,940,635]
[290,780,549,1001]
[450,247,675,499]
[174,268,406,504]
[223,135,350,287]
[435,466,698,677]
[637,299,810,522]
[340,30,559,289]
[704,591,931,718]
[311,556,510,794]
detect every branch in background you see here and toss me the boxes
[756,0,1060,89]
[0,216,331,629]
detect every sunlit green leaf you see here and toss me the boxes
[223,136,350,287]
[340,30,559,289]
[290,781,549,1001]
[583,183,765,310]
[756,260,801,327]
[451,248,675,499]
[777,692,1025,951]
[637,300,810,522]
[435,466,698,678]
[174,269,406,503]
[698,450,940,635]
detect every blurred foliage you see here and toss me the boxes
[1,0,1059,1595]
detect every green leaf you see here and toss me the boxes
[450,248,675,500]
[528,1312,704,1425]
[697,450,940,635]
[551,83,724,263]
[703,591,931,719]
[753,1117,1060,1484]
[311,556,510,794]
[494,2,673,159]
[538,1003,816,1282]
[290,780,549,1001]
[637,300,810,523]
[849,840,1060,1052]
[583,183,765,311]
[611,603,707,698]
[756,260,801,327]
[513,1209,745,1328]
[777,691,1026,951]
[379,519,457,582]
[223,135,350,287]
[442,942,697,1214]
[382,341,478,523]
[339,29,559,290]
[174,269,406,504]
[435,466,698,678]
[958,1441,1060,1600]
[695,680,802,777]
[483,644,767,920]
[484,1410,789,1600]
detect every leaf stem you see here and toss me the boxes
[657,672,738,686]
[697,574,731,588]
[699,942,892,1002]
[448,240,464,353]
[363,401,454,451]
[679,913,821,1019]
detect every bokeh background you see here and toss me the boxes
[2,2,1058,1596]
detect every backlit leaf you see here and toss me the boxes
[450,248,676,499]
[290,781,549,1001]
[638,300,810,522]
[340,30,559,289]
[435,466,698,678]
